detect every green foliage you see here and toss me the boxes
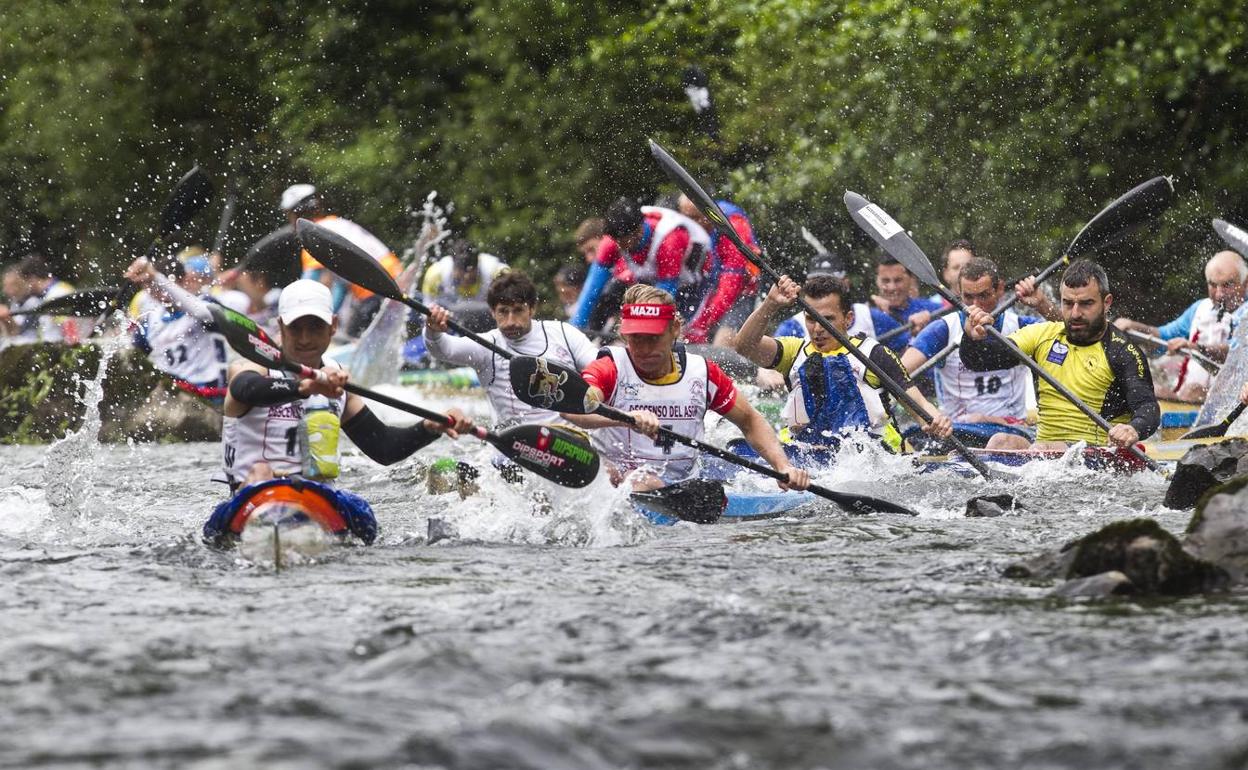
[0,0,1245,315]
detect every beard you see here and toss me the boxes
[1065,314,1108,345]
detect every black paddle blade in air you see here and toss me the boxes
[631,479,728,524]
[159,165,215,240]
[207,304,287,371]
[488,423,601,488]
[12,288,119,317]
[1181,403,1246,440]
[1066,176,1174,258]
[295,218,403,301]
[509,355,599,415]
[843,191,941,288]
[1214,219,1248,256]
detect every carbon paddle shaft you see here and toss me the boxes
[647,140,999,481]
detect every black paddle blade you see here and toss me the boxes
[817,485,918,516]
[13,288,119,317]
[1066,176,1174,258]
[649,139,747,251]
[508,355,599,414]
[295,218,403,301]
[207,304,287,371]
[159,165,215,240]
[488,423,601,488]
[1214,219,1248,256]
[631,479,728,524]
[843,191,941,287]
[1181,403,1246,440]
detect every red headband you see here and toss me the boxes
[619,303,676,334]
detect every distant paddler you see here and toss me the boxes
[206,279,472,547]
[901,257,1056,447]
[962,259,1160,450]
[1113,249,1247,402]
[561,284,810,492]
[732,273,951,462]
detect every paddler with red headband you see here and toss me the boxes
[562,283,811,492]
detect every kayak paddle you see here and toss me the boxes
[648,138,1006,483]
[207,304,601,488]
[11,288,121,317]
[843,191,1164,475]
[508,354,918,516]
[1120,327,1222,371]
[1181,403,1246,440]
[631,479,730,524]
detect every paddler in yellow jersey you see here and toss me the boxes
[733,273,951,461]
[962,259,1160,450]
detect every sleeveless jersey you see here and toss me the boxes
[1177,298,1233,390]
[635,206,711,287]
[594,347,710,479]
[218,362,349,487]
[934,310,1029,420]
[422,253,506,305]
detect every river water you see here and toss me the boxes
[2,390,1246,769]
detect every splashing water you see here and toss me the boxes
[41,332,130,524]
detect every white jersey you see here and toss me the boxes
[849,302,875,338]
[422,253,507,306]
[6,280,78,345]
[424,320,597,427]
[217,363,348,486]
[1177,298,1235,390]
[636,206,711,286]
[138,291,249,388]
[594,347,711,481]
[935,310,1029,420]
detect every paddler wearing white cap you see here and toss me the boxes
[216,279,473,491]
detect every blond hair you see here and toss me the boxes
[621,284,681,332]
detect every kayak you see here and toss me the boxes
[397,366,481,391]
[1158,399,1200,440]
[630,478,816,525]
[203,478,377,564]
[913,445,1153,475]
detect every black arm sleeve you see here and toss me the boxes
[1103,334,1161,438]
[342,406,442,466]
[866,342,913,388]
[958,333,1024,372]
[229,371,302,406]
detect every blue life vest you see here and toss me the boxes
[793,350,871,443]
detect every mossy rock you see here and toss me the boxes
[0,342,220,443]
[1068,517,1228,596]
[1185,477,1248,582]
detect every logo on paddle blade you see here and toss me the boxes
[526,358,567,409]
[536,426,552,451]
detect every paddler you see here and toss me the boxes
[676,193,760,346]
[424,269,597,427]
[206,279,472,545]
[864,256,944,353]
[1113,249,1247,402]
[962,259,1160,450]
[561,284,810,492]
[901,257,1056,446]
[733,274,951,461]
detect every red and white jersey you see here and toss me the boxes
[583,346,736,480]
[596,207,711,287]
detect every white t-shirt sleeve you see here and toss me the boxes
[562,323,600,369]
[423,327,491,369]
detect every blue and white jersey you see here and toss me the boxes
[909,309,1038,420]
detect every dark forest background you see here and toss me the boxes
[1,0,1245,317]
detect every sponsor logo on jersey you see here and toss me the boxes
[1046,341,1068,365]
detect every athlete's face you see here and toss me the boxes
[876,264,911,308]
[578,237,601,264]
[943,248,974,287]
[623,320,680,378]
[2,271,27,301]
[959,273,1003,314]
[492,301,533,340]
[803,293,852,352]
[1205,255,1246,312]
[1060,281,1112,345]
[280,315,337,368]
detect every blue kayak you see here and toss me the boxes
[631,479,816,525]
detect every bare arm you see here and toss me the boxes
[723,398,809,490]
[900,345,928,374]
[733,274,799,367]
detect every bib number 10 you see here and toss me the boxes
[974,375,1002,395]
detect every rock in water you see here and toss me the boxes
[1184,477,1248,583]
[1164,438,1248,509]
[1051,570,1136,598]
[1066,518,1228,596]
[966,494,1026,518]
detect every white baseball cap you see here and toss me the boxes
[279,183,317,212]
[278,279,334,325]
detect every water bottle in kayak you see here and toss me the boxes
[298,395,341,480]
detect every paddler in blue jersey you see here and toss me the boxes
[204,279,473,547]
[733,273,952,464]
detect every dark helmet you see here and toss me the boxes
[603,197,644,240]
